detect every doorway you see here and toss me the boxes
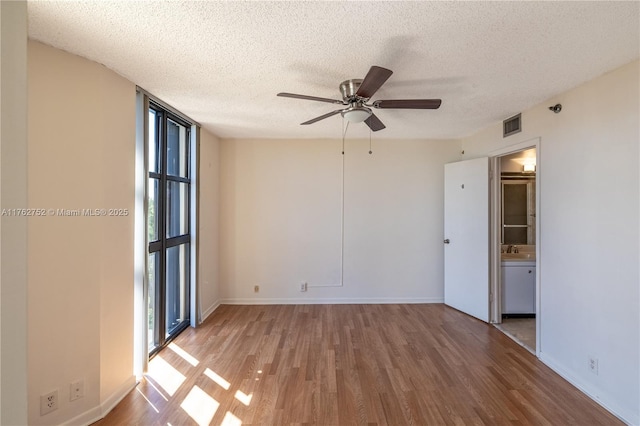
[491,146,538,354]
[442,142,540,355]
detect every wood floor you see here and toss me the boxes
[494,318,536,354]
[95,304,621,425]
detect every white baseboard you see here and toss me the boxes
[219,297,444,305]
[200,300,221,322]
[539,352,636,425]
[62,405,102,426]
[62,375,137,426]
[100,375,138,418]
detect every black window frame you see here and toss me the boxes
[148,101,192,357]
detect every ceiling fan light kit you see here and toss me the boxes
[341,106,371,123]
[277,65,442,132]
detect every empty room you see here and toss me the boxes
[1,1,638,425]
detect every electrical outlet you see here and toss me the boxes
[588,357,599,375]
[299,282,307,292]
[70,379,84,401]
[254,285,259,293]
[40,390,59,415]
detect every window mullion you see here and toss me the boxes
[159,111,168,344]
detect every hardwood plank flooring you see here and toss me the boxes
[494,318,536,353]
[94,304,622,425]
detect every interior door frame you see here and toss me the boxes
[488,137,541,357]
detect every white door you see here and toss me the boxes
[444,157,489,322]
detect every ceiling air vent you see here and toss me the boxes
[503,113,521,138]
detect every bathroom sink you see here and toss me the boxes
[502,253,535,260]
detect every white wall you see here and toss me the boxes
[28,41,136,425]
[462,60,639,424]
[97,66,137,412]
[198,129,221,319]
[0,2,28,424]
[219,137,460,303]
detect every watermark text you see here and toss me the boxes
[1,208,129,217]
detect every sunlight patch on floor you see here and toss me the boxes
[148,355,186,396]
[180,385,219,426]
[234,389,252,406]
[204,367,231,390]
[221,411,243,426]
[168,342,200,367]
[145,375,169,401]
[136,387,159,413]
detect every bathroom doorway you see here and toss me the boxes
[490,144,539,354]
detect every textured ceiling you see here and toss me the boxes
[27,1,639,140]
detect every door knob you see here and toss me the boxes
[444,239,450,244]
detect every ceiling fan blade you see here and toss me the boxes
[301,109,343,125]
[373,99,442,109]
[364,113,386,132]
[277,92,343,104]
[355,66,393,99]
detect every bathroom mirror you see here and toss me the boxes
[501,174,535,244]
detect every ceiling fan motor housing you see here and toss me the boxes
[340,79,364,102]
[339,79,372,122]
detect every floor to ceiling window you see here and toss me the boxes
[147,102,192,355]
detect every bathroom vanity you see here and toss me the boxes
[501,254,536,315]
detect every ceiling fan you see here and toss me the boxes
[277,65,441,132]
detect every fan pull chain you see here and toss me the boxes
[369,128,373,154]
[341,118,349,155]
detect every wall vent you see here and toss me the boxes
[503,113,522,138]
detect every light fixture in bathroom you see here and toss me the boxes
[523,164,536,173]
